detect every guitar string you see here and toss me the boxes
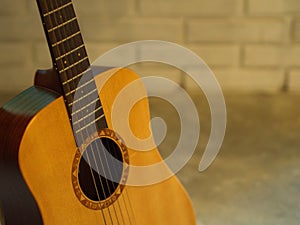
[92,138,123,225]
[60,1,124,224]
[63,1,137,224]
[6,2,132,225]
[97,135,127,225]
[124,189,138,225]
[103,137,138,225]
[111,139,139,225]
[43,1,109,224]
[50,0,126,224]
[48,1,113,224]
[44,1,137,224]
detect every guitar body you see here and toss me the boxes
[0,68,196,225]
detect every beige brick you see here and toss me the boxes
[289,69,300,92]
[127,0,138,16]
[183,68,285,92]
[0,16,45,41]
[137,43,239,67]
[0,0,27,15]
[137,42,194,68]
[187,19,284,43]
[86,43,126,63]
[244,45,300,67]
[0,92,17,106]
[80,17,183,42]
[73,0,129,17]
[86,42,137,67]
[0,67,35,92]
[216,69,285,92]
[139,0,241,16]
[188,44,240,67]
[25,0,42,13]
[128,63,182,85]
[0,42,32,66]
[294,18,300,42]
[130,42,239,67]
[33,42,52,69]
[248,0,300,14]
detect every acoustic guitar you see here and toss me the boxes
[0,0,196,224]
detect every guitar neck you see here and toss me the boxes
[36,0,107,145]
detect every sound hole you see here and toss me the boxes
[78,137,123,201]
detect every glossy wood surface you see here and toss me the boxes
[16,68,196,224]
[0,87,59,225]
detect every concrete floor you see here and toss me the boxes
[150,91,300,225]
[0,91,300,225]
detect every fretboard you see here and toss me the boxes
[36,0,107,146]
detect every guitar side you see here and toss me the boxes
[0,68,196,225]
[0,85,57,225]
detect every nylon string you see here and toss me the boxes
[44,0,137,224]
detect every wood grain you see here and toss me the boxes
[0,87,58,225]
[15,68,196,224]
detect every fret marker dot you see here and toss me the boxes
[64,60,67,64]
[78,53,81,57]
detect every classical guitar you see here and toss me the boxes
[0,0,196,224]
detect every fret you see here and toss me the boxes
[37,0,108,137]
[43,2,73,17]
[48,17,77,33]
[73,108,104,132]
[62,73,95,104]
[52,34,84,60]
[48,19,79,42]
[68,89,98,107]
[44,4,75,29]
[60,62,91,89]
[56,44,85,61]
[61,69,93,94]
[56,47,87,70]
[59,56,89,73]
[39,0,71,13]
[71,98,99,116]
[75,114,105,134]
[52,31,81,47]
[65,79,95,97]
[62,70,87,85]
[73,107,103,126]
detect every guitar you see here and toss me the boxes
[0,0,196,224]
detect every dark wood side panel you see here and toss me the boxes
[0,87,59,225]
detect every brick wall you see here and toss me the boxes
[0,0,299,92]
